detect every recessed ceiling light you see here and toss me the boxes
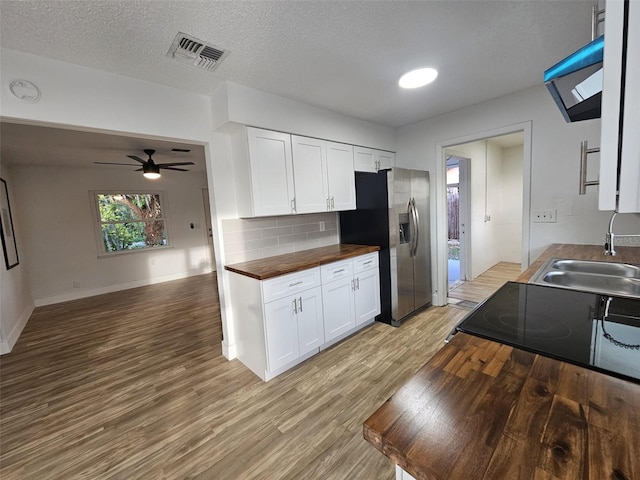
[399,67,438,89]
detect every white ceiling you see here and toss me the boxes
[0,1,592,171]
[0,0,594,129]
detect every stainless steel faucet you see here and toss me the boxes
[604,212,640,256]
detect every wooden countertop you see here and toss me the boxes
[517,243,640,282]
[363,332,640,480]
[224,243,380,280]
[364,243,640,480]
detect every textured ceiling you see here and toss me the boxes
[0,0,595,128]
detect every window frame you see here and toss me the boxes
[90,190,173,257]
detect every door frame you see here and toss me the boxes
[433,121,532,307]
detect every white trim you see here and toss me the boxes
[0,302,34,355]
[434,121,532,307]
[221,339,236,360]
[33,267,212,307]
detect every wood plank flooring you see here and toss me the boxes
[448,262,521,303]
[1,272,475,480]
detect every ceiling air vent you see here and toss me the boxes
[167,32,229,72]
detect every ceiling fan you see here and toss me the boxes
[94,149,195,179]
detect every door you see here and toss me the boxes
[377,151,395,170]
[264,295,300,371]
[326,141,356,211]
[391,168,415,320]
[296,286,324,355]
[322,276,355,341]
[202,188,216,269]
[354,268,381,324]
[247,127,295,216]
[292,135,329,213]
[411,170,431,309]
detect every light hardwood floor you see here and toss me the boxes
[1,273,480,479]
[448,262,522,303]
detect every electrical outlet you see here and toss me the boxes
[73,281,80,288]
[533,209,557,223]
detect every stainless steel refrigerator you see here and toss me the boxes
[339,168,431,326]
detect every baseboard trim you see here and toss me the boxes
[222,340,236,360]
[33,268,213,307]
[0,302,35,355]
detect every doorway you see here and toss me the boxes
[438,128,528,305]
[202,188,216,270]
[446,155,470,291]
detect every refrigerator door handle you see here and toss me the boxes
[412,197,420,258]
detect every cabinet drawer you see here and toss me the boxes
[263,268,321,303]
[353,252,379,274]
[321,259,353,283]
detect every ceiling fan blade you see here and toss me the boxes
[135,168,144,172]
[95,162,139,166]
[160,167,189,172]
[156,162,195,167]
[127,155,146,164]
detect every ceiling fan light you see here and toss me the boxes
[143,163,161,179]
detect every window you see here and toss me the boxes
[93,192,170,254]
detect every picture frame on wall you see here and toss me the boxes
[1,178,19,270]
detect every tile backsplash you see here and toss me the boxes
[222,213,339,264]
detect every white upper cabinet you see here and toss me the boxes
[234,127,388,217]
[599,0,640,212]
[354,146,395,173]
[292,136,330,214]
[326,142,356,211]
[292,136,356,213]
[234,127,296,217]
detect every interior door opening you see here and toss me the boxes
[444,132,525,303]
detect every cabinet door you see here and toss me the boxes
[599,0,640,212]
[354,146,377,173]
[297,286,324,355]
[326,142,356,211]
[265,295,300,371]
[247,128,295,216]
[322,276,356,341]
[292,136,329,213]
[377,151,395,171]
[354,268,381,325]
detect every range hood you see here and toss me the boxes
[544,35,604,122]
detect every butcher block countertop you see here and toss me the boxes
[224,243,379,280]
[364,243,640,480]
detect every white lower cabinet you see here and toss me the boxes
[265,286,323,372]
[228,252,380,381]
[322,252,381,342]
[395,465,416,480]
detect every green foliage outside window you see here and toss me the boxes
[97,194,167,253]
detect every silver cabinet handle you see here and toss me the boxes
[351,279,355,291]
[293,298,298,314]
[331,196,335,209]
[326,197,330,210]
[363,260,372,266]
[298,297,303,312]
[356,277,360,290]
[289,280,303,287]
[334,268,345,274]
[291,198,297,213]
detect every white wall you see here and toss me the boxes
[11,165,211,305]
[499,145,524,263]
[0,164,34,354]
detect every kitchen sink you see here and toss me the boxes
[530,258,640,298]
[548,259,640,278]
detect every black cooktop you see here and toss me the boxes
[455,282,640,383]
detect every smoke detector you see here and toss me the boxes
[167,32,229,72]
